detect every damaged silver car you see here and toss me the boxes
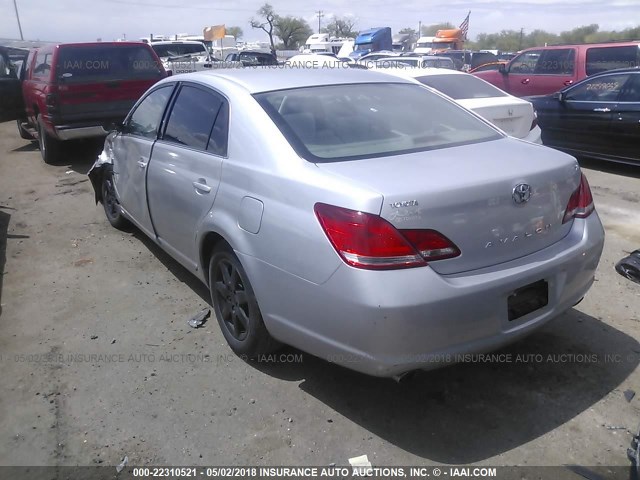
[90,68,604,378]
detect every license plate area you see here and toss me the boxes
[508,280,548,321]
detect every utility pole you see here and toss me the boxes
[13,0,24,41]
[519,28,524,51]
[316,10,324,34]
[418,20,422,37]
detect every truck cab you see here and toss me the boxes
[432,28,464,53]
[349,27,392,59]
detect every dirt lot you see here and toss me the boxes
[0,120,639,471]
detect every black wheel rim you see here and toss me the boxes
[102,177,119,220]
[213,258,250,341]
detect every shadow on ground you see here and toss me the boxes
[249,309,639,463]
[579,157,640,180]
[0,207,8,317]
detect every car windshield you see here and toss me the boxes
[255,83,501,162]
[416,74,508,99]
[355,42,373,51]
[57,45,164,82]
[152,44,207,58]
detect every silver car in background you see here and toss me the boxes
[89,68,604,378]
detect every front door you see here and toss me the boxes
[112,84,174,236]
[0,48,26,122]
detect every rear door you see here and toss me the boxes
[56,44,165,124]
[112,84,175,236]
[146,83,228,268]
[0,47,26,122]
[504,48,576,96]
[609,73,640,162]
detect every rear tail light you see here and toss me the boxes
[530,109,538,131]
[314,203,460,270]
[46,93,59,115]
[563,173,594,223]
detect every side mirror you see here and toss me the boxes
[498,63,507,74]
[554,91,565,102]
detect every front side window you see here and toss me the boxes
[127,86,174,139]
[565,74,629,102]
[163,85,225,152]
[508,50,542,74]
[255,83,501,163]
[586,45,640,76]
[618,74,640,102]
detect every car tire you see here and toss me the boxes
[209,243,279,358]
[17,119,34,140]
[101,166,130,230]
[37,115,61,164]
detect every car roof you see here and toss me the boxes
[165,67,415,93]
[367,66,467,78]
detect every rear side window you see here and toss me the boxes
[32,52,53,80]
[255,83,501,162]
[163,85,227,153]
[586,45,640,76]
[534,49,575,75]
[57,45,163,83]
[416,74,507,99]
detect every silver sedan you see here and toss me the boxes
[89,68,605,378]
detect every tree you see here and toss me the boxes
[421,22,454,36]
[274,16,313,49]
[324,16,358,38]
[226,26,243,40]
[250,3,277,53]
[399,27,417,37]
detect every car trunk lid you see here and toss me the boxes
[460,97,534,140]
[317,138,580,275]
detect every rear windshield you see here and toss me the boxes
[152,43,207,58]
[57,45,164,83]
[254,83,501,163]
[416,74,508,99]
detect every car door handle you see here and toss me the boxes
[521,78,530,84]
[563,80,573,86]
[137,159,148,168]
[192,180,211,193]
[593,108,611,112]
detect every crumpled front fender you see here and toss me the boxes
[88,132,116,204]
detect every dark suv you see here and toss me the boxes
[0,42,166,163]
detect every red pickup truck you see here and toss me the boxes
[0,42,166,164]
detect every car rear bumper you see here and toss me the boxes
[55,125,110,140]
[243,212,605,377]
[522,125,542,144]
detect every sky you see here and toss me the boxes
[0,0,638,44]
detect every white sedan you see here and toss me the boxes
[372,66,542,143]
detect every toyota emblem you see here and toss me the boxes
[512,184,532,204]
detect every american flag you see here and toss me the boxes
[459,11,470,40]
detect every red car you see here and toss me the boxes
[473,41,640,97]
[1,42,166,163]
